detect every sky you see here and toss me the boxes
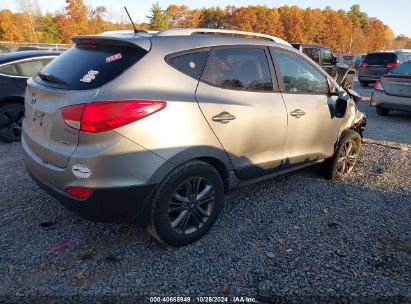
[1,0,411,36]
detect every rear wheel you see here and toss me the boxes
[322,130,362,180]
[376,107,389,116]
[360,81,368,87]
[148,161,224,246]
[0,102,24,143]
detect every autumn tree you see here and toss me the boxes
[0,9,24,42]
[278,6,304,42]
[147,2,168,30]
[199,7,227,29]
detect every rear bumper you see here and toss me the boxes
[358,75,380,83]
[370,90,411,112]
[29,170,157,224]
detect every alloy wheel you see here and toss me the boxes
[168,176,215,235]
[335,138,360,177]
[0,107,24,142]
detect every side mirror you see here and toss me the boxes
[347,88,362,103]
[335,91,348,118]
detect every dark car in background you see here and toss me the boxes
[359,51,411,87]
[0,50,60,142]
[336,54,355,70]
[354,54,366,70]
[371,61,411,115]
[291,43,355,89]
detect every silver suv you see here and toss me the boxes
[22,29,366,246]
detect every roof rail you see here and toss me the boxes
[156,28,291,47]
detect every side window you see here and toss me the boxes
[168,51,208,79]
[0,63,18,76]
[274,51,328,94]
[322,49,333,65]
[202,48,273,91]
[17,59,49,77]
[302,48,320,63]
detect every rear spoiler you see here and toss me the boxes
[71,35,151,51]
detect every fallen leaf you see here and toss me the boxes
[293,225,300,230]
[324,249,333,256]
[277,239,285,246]
[73,272,85,280]
[218,251,225,257]
[352,270,363,278]
[221,284,231,294]
[312,267,321,274]
[80,248,94,260]
[266,252,275,258]
[279,245,287,254]
[234,274,244,282]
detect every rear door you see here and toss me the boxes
[271,49,341,166]
[23,42,147,168]
[195,46,288,179]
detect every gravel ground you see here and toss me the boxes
[0,81,410,303]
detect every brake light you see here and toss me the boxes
[386,62,400,68]
[65,187,94,200]
[79,38,97,48]
[374,80,385,91]
[61,100,166,133]
[360,62,368,68]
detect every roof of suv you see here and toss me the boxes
[96,28,292,48]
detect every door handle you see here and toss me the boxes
[212,112,236,124]
[290,109,306,118]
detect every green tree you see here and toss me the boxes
[147,3,168,30]
[42,12,58,42]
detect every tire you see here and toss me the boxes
[360,81,368,87]
[0,102,24,143]
[148,161,224,246]
[376,107,389,116]
[322,130,362,180]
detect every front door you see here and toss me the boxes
[271,49,342,168]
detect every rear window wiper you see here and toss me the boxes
[38,72,69,86]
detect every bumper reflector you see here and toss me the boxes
[65,187,94,200]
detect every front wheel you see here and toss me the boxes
[0,102,24,143]
[148,161,224,246]
[322,130,362,180]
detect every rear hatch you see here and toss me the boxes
[23,36,149,168]
[382,62,411,97]
[360,53,399,77]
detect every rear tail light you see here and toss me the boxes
[65,187,94,200]
[360,62,368,68]
[61,100,166,133]
[374,80,385,91]
[386,62,400,68]
[78,38,97,48]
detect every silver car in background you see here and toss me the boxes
[371,61,411,115]
[22,29,366,246]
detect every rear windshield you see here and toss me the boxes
[390,62,411,75]
[34,45,146,90]
[364,53,397,65]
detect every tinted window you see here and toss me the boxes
[274,51,328,94]
[302,48,320,63]
[17,58,54,77]
[35,45,146,90]
[364,53,397,65]
[322,50,333,65]
[168,51,208,79]
[0,63,18,75]
[202,48,272,91]
[390,62,411,75]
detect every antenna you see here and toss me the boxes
[124,7,138,34]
